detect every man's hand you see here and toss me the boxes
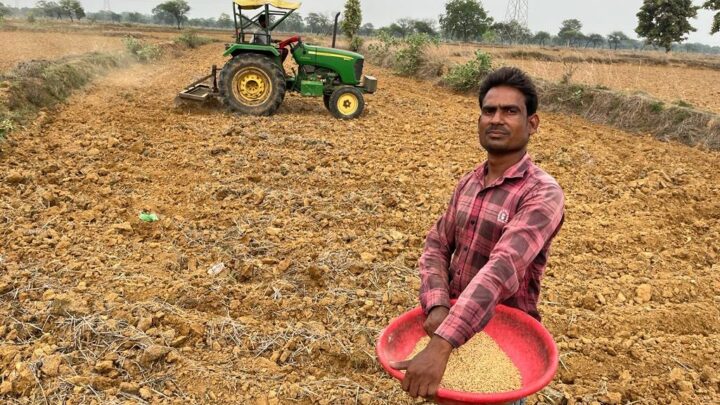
[389,335,453,398]
[424,306,449,336]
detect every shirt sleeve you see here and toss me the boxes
[418,175,469,315]
[434,180,565,347]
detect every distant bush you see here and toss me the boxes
[442,50,493,91]
[394,33,438,77]
[366,31,398,66]
[176,30,212,49]
[349,36,363,52]
[123,36,161,62]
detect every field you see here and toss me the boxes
[435,44,720,114]
[1,23,720,404]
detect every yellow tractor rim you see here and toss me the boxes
[337,93,358,116]
[232,67,272,106]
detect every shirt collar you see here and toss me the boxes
[476,153,532,185]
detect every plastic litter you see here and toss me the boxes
[139,211,160,222]
[207,262,226,276]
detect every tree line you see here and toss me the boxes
[1,0,719,54]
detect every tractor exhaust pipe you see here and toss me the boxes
[332,12,341,48]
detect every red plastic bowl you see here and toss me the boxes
[376,303,558,405]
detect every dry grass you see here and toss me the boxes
[539,81,720,150]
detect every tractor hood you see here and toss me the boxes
[294,44,365,85]
[303,45,364,62]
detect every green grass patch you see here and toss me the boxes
[123,36,162,62]
[673,100,693,108]
[649,101,665,113]
[175,30,213,49]
[442,50,493,92]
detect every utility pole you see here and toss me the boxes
[505,0,529,28]
[103,0,111,11]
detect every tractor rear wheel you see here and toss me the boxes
[328,86,364,119]
[219,54,285,116]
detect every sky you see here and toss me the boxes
[12,0,720,46]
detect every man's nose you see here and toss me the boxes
[489,110,504,124]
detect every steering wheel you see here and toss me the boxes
[278,35,301,51]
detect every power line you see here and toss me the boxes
[505,0,529,28]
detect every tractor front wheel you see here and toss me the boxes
[328,86,364,119]
[219,54,285,116]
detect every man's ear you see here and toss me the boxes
[528,113,540,136]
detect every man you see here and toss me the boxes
[390,67,565,402]
[252,13,271,45]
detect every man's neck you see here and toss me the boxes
[485,149,526,185]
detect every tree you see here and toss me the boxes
[341,0,361,42]
[413,19,437,36]
[305,12,331,34]
[126,12,144,23]
[359,22,374,36]
[54,0,83,21]
[636,0,699,52]
[277,13,304,32]
[607,31,629,49]
[0,2,9,19]
[37,1,63,19]
[217,12,232,28]
[493,20,531,44]
[395,18,415,38]
[439,0,493,42]
[705,0,720,34]
[152,0,190,29]
[532,31,551,46]
[558,19,583,46]
[585,33,605,48]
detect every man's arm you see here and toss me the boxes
[435,181,565,347]
[418,174,470,316]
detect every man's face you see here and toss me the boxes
[478,85,539,155]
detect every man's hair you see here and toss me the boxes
[258,14,267,24]
[478,67,538,116]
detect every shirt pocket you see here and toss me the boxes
[477,205,507,244]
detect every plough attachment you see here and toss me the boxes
[177,65,219,102]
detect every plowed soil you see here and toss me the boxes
[1,41,719,405]
[0,31,127,72]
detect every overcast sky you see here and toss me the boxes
[13,0,720,46]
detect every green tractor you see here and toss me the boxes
[178,0,377,119]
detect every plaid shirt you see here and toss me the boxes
[419,153,565,348]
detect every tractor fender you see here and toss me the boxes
[223,44,280,59]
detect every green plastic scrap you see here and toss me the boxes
[139,211,159,222]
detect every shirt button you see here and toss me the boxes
[463,247,468,251]
[470,220,476,225]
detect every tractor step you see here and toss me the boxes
[178,65,219,102]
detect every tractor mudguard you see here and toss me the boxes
[224,44,281,65]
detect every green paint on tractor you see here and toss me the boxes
[177,0,377,120]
